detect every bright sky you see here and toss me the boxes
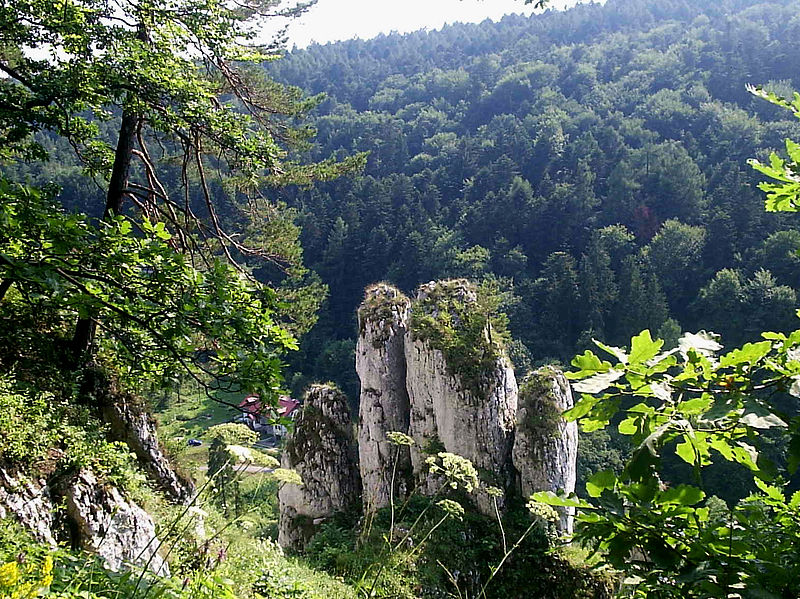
[285,0,580,48]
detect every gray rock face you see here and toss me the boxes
[513,367,578,533]
[0,468,56,546]
[278,384,360,551]
[404,280,518,514]
[405,343,517,514]
[65,469,169,575]
[356,284,412,511]
[102,394,194,503]
[349,279,578,529]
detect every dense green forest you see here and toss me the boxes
[10,0,800,400]
[260,0,800,401]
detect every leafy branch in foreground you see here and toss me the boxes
[1,0,365,397]
[537,328,800,597]
[533,83,800,599]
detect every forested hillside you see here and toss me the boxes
[262,0,800,399]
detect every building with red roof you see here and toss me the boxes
[237,395,300,438]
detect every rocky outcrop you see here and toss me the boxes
[513,367,578,533]
[101,395,194,503]
[1,465,171,574]
[356,283,413,511]
[82,365,194,503]
[347,280,580,531]
[405,280,517,513]
[65,469,169,575]
[278,384,360,551]
[0,467,56,546]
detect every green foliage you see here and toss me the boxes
[0,178,296,396]
[0,373,141,489]
[748,86,800,212]
[534,325,800,597]
[518,367,566,438]
[306,499,612,599]
[0,376,58,464]
[207,423,259,447]
[409,279,510,398]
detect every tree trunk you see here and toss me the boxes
[70,110,139,368]
[0,279,12,302]
[103,110,138,219]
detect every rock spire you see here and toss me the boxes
[278,383,360,551]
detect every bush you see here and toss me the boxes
[207,423,259,446]
[0,376,58,464]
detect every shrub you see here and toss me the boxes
[0,376,58,464]
[207,423,259,446]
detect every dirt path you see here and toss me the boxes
[198,465,274,474]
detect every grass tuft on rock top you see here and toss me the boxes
[357,282,412,348]
[409,279,511,399]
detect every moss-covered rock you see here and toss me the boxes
[357,283,412,349]
[279,384,360,552]
[409,279,510,399]
[356,284,413,512]
[513,366,578,533]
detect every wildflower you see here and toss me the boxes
[226,444,254,463]
[253,452,280,469]
[526,499,559,524]
[426,452,479,493]
[386,431,415,446]
[40,555,54,588]
[436,499,465,521]
[486,486,504,498]
[0,561,20,587]
[41,556,53,577]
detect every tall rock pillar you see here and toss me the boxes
[356,284,413,511]
[278,384,360,551]
[512,366,578,533]
[404,280,518,514]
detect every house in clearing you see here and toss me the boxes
[237,395,300,440]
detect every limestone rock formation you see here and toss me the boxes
[82,365,194,502]
[0,468,56,546]
[349,279,579,530]
[65,469,169,575]
[356,283,413,511]
[101,394,194,503]
[278,384,360,551]
[405,280,517,513]
[513,366,578,533]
